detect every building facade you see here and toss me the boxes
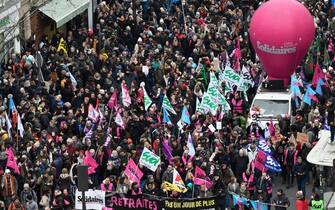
[0,0,21,60]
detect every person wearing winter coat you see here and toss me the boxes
[25,195,38,210]
[256,172,272,204]
[100,177,114,192]
[293,156,307,196]
[57,168,71,191]
[283,143,298,188]
[20,183,37,205]
[52,190,66,210]
[272,189,290,210]
[231,149,249,183]
[1,169,18,207]
[309,193,323,210]
[8,196,25,210]
[296,191,308,210]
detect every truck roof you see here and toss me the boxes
[253,91,292,100]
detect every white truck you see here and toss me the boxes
[247,91,292,128]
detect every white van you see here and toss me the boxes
[247,91,292,128]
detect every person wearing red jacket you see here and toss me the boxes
[296,191,308,210]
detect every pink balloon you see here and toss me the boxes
[249,0,315,80]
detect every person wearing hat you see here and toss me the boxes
[296,191,308,210]
[309,193,323,210]
[272,189,290,210]
[143,175,157,196]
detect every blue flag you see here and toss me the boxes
[163,108,171,124]
[303,87,318,106]
[181,106,191,125]
[256,150,282,172]
[290,74,302,97]
[257,138,272,154]
[250,200,268,210]
[323,118,330,130]
[316,79,324,95]
[9,97,16,111]
[233,194,248,207]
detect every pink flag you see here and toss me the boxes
[5,148,20,174]
[194,166,213,189]
[107,90,118,110]
[121,83,131,107]
[328,38,334,53]
[312,63,322,87]
[194,166,206,178]
[269,119,275,137]
[83,151,98,175]
[124,159,143,184]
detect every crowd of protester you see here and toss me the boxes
[0,0,334,209]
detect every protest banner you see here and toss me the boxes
[159,197,219,210]
[222,66,241,85]
[139,147,161,172]
[75,189,105,210]
[105,193,159,210]
[297,132,308,144]
[105,193,220,210]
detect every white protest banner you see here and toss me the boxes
[139,147,161,172]
[75,189,105,210]
[241,65,254,86]
[199,92,218,115]
[223,66,241,85]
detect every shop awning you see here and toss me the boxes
[39,0,90,28]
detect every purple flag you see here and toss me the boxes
[162,140,173,161]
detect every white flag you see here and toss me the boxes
[173,169,187,191]
[187,134,195,157]
[115,112,124,128]
[88,104,99,122]
[122,83,131,107]
[17,114,24,138]
[5,113,12,139]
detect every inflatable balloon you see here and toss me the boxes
[249,0,315,84]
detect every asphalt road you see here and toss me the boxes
[271,174,322,210]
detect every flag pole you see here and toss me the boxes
[107,109,114,129]
[192,180,195,198]
[16,132,19,151]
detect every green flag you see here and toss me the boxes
[304,49,314,76]
[201,66,208,86]
[143,87,152,111]
[162,94,176,114]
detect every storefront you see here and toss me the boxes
[0,0,21,61]
[36,0,92,39]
